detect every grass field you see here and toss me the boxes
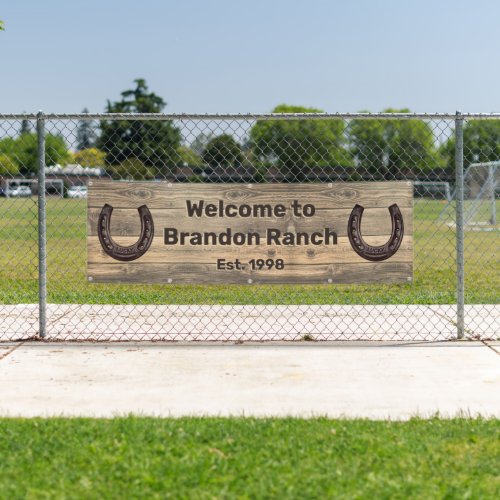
[0,198,498,305]
[0,417,498,498]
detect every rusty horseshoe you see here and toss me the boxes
[347,204,404,261]
[97,204,154,261]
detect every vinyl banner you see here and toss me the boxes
[87,181,413,284]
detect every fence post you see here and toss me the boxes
[489,165,497,226]
[455,111,465,340]
[37,111,47,338]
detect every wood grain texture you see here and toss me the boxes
[88,262,412,284]
[87,181,413,284]
[88,181,413,209]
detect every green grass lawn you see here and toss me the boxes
[0,198,498,304]
[0,417,498,498]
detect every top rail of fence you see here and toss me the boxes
[2,112,500,121]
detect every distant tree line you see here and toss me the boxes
[2,78,500,181]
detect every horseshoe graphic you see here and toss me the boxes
[97,204,154,261]
[347,204,404,261]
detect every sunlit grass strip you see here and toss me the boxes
[0,417,498,498]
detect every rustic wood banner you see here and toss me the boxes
[87,181,413,284]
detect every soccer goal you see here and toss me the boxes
[439,161,499,230]
[413,181,452,201]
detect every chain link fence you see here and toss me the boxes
[0,112,498,341]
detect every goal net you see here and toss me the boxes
[414,181,452,201]
[439,162,499,230]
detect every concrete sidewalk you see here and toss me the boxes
[1,342,499,419]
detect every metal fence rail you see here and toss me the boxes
[0,112,498,341]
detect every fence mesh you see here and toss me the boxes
[0,113,498,341]
[461,118,499,338]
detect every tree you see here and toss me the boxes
[0,20,4,31]
[97,79,181,177]
[73,147,106,167]
[0,133,71,175]
[76,108,97,150]
[350,109,439,179]
[20,117,31,135]
[440,120,500,172]
[0,153,19,176]
[349,116,386,176]
[176,146,203,167]
[107,158,156,180]
[249,104,350,181]
[202,134,243,169]
[191,132,214,156]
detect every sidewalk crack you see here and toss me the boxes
[0,342,24,362]
[425,305,476,339]
[483,341,500,356]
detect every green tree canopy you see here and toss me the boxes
[0,133,71,175]
[191,132,214,156]
[350,109,440,179]
[73,147,106,167]
[97,79,181,178]
[440,120,500,172]
[176,146,203,167]
[249,104,350,181]
[202,134,243,169]
[107,158,156,181]
[0,153,19,176]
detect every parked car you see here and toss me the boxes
[7,185,32,197]
[67,185,88,199]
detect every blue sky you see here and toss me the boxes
[2,0,500,114]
